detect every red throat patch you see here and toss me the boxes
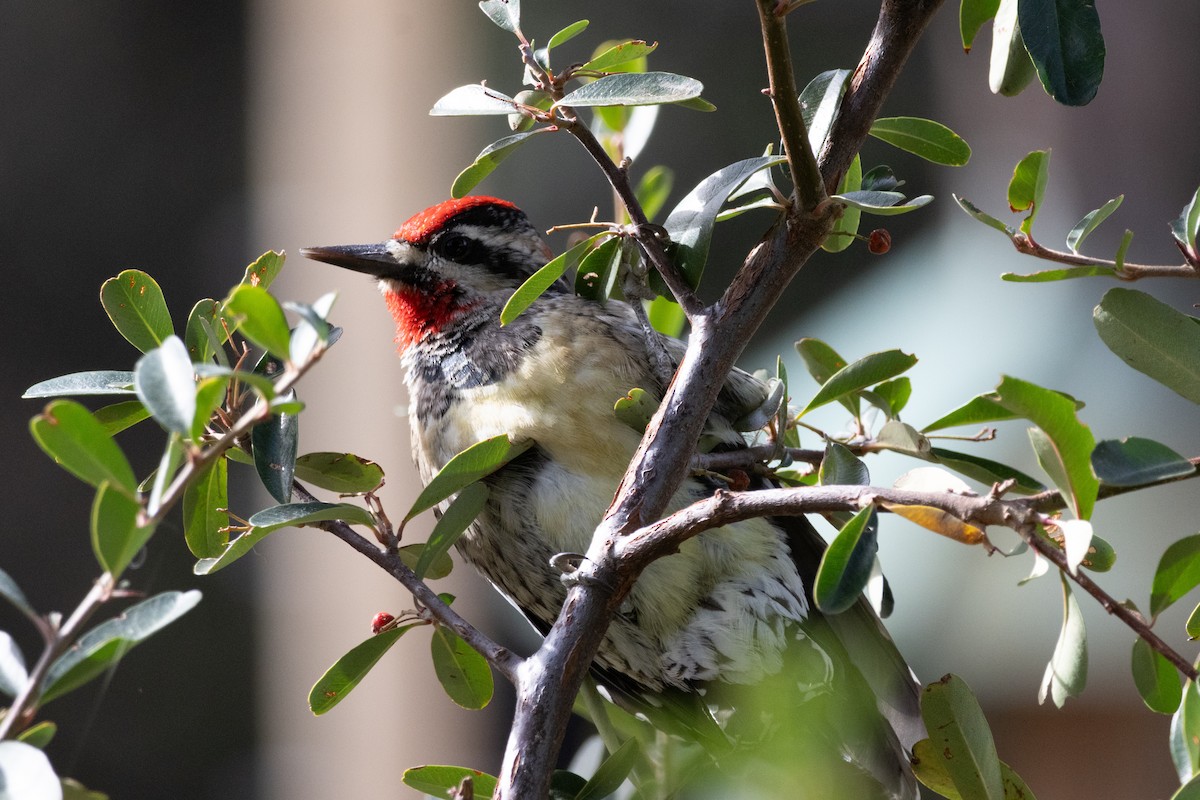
[395,196,517,245]
[383,281,475,350]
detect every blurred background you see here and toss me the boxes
[2,1,1198,798]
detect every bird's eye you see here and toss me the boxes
[435,233,476,262]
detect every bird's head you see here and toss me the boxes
[302,196,556,348]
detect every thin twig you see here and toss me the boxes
[1011,233,1200,280]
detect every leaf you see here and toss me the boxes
[1067,195,1123,252]
[0,741,61,800]
[193,363,277,399]
[922,388,1080,432]
[575,737,640,800]
[871,376,911,417]
[930,447,1046,494]
[954,194,1017,236]
[1151,535,1200,619]
[241,250,285,289]
[405,435,531,522]
[0,568,35,620]
[452,131,545,198]
[15,721,55,750]
[1094,288,1200,404]
[799,349,917,417]
[1019,0,1105,107]
[193,526,273,575]
[1007,150,1050,234]
[883,503,985,545]
[502,234,603,325]
[430,84,517,117]
[814,507,878,614]
[989,0,1038,97]
[834,191,934,215]
[663,156,786,289]
[294,452,385,494]
[1174,774,1200,800]
[1132,638,1183,714]
[182,459,229,558]
[868,117,971,166]
[0,631,28,698]
[1039,575,1088,707]
[580,40,658,73]
[42,590,202,704]
[822,154,862,253]
[635,165,674,221]
[1092,437,1194,488]
[1055,518,1093,574]
[819,441,869,487]
[559,72,703,108]
[478,0,518,31]
[798,68,851,158]
[430,628,493,709]
[23,371,136,399]
[960,0,1001,50]
[574,235,622,302]
[874,419,934,460]
[99,269,173,353]
[647,296,685,337]
[252,406,299,504]
[1189,604,1200,640]
[308,626,412,715]
[1171,186,1200,257]
[91,481,152,578]
[548,19,589,50]
[285,292,337,365]
[224,284,292,362]
[403,766,497,799]
[614,387,659,433]
[1172,679,1200,781]
[415,482,488,579]
[30,400,137,494]
[993,375,1097,519]
[190,376,228,441]
[248,501,377,532]
[920,674,1005,800]
[910,738,1036,800]
[133,336,197,436]
[1002,265,1117,282]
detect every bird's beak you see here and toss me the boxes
[300,243,394,277]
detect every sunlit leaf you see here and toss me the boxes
[134,336,196,436]
[1039,574,1087,707]
[415,482,488,579]
[1132,638,1183,714]
[559,72,703,107]
[1007,150,1050,234]
[954,195,1017,236]
[798,68,851,157]
[799,349,917,417]
[1151,535,1200,619]
[1002,265,1117,282]
[989,0,1038,97]
[930,448,1046,494]
[503,234,604,324]
[1067,195,1123,252]
[91,481,152,578]
[0,741,61,800]
[580,40,657,73]
[30,400,137,494]
[1171,186,1200,258]
[182,459,229,558]
[403,766,498,799]
[869,117,971,166]
[883,503,985,545]
[100,269,173,353]
[920,674,1005,800]
[834,191,933,215]
[224,285,292,363]
[960,0,1001,50]
[22,371,136,399]
[308,626,412,715]
[405,435,531,522]
[452,131,545,198]
[431,627,493,709]
[477,0,519,32]
[547,19,589,50]
[294,451,385,494]
[574,235,622,302]
[430,84,518,116]
[814,507,878,614]
[1094,288,1200,404]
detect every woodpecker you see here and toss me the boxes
[303,197,923,798]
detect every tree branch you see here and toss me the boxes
[1010,233,1200,280]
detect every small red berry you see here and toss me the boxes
[868,228,891,254]
[371,612,395,634]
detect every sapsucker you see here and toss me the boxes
[304,196,923,798]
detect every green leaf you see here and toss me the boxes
[799,349,917,417]
[1019,0,1105,106]
[798,68,851,158]
[133,336,197,436]
[1174,773,1200,800]
[822,154,862,253]
[30,400,137,494]
[398,544,454,581]
[91,481,151,578]
[1039,574,1088,707]
[869,117,971,166]
[1067,195,1123,252]
[920,674,1005,800]
[252,406,299,504]
[1094,288,1200,404]
[503,234,603,324]
[431,84,517,116]
[993,375,1097,519]
[1092,437,1194,488]
[190,376,228,441]
[930,447,1046,494]
[224,284,292,362]
[477,0,518,32]
[989,0,1038,97]
[1189,604,1200,640]
[309,626,412,715]
[294,452,385,494]
[248,501,377,532]
[15,721,56,750]
[0,568,35,620]
[23,371,136,399]
[403,766,497,798]
[241,250,285,290]
[664,156,786,289]
[415,482,488,579]
[1114,229,1134,270]
[559,72,703,108]
[795,337,859,417]
[193,526,274,575]
[99,269,173,353]
[575,737,640,800]
[814,507,878,614]
[1151,535,1200,619]
[0,631,28,698]
[43,590,201,704]
[954,194,1017,236]
[911,737,1036,800]
[548,19,589,50]
[871,376,912,417]
[405,435,531,522]
[1002,265,1117,282]
[285,292,338,365]
[1171,186,1200,257]
[1132,638,1183,714]
[182,459,229,558]
[574,235,622,302]
[834,191,934,215]
[431,628,494,709]
[580,40,657,73]
[875,420,934,460]
[647,295,685,337]
[0,741,61,800]
[1173,679,1200,781]
[184,298,229,365]
[452,131,545,198]
[635,165,674,221]
[1007,150,1050,234]
[819,441,869,486]
[193,363,277,399]
[960,0,1001,50]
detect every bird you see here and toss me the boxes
[302,196,923,798]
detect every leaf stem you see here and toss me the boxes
[1011,233,1200,280]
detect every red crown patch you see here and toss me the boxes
[394,196,517,245]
